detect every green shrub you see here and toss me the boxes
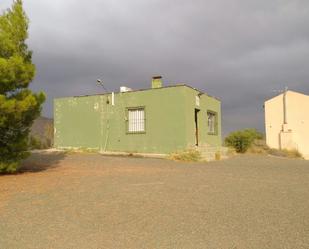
[169,149,202,162]
[225,129,263,153]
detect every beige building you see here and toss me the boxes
[264,90,309,160]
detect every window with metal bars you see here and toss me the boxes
[127,107,145,133]
[207,111,217,134]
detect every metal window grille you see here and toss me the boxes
[128,108,145,133]
[207,112,216,134]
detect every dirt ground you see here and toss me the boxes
[0,152,309,249]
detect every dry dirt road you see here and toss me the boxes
[0,152,309,249]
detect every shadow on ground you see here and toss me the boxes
[18,151,67,173]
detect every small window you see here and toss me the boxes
[127,107,145,133]
[207,111,217,134]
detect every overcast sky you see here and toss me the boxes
[1,0,309,135]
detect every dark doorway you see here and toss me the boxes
[195,109,200,146]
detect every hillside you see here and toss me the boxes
[30,117,54,148]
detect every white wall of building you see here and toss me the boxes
[265,91,309,159]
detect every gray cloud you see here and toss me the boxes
[1,0,309,135]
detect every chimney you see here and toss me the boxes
[152,76,162,89]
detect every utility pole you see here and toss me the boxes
[283,86,288,125]
[272,86,288,130]
[96,79,107,152]
[96,78,114,152]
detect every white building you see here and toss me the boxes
[264,90,309,160]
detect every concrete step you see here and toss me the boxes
[190,146,230,161]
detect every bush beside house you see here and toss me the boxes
[225,129,263,153]
[225,128,302,158]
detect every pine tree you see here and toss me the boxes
[0,0,45,173]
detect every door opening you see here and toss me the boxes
[195,109,200,146]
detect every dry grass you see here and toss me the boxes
[246,139,303,159]
[226,147,237,156]
[246,139,269,154]
[268,148,303,158]
[64,147,99,154]
[169,149,202,162]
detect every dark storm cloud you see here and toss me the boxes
[1,0,309,135]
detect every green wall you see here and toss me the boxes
[54,97,102,149]
[54,85,221,154]
[183,87,222,148]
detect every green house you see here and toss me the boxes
[54,77,222,154]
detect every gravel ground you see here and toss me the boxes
[0,152,309,249]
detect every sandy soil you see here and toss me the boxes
[0,152,309,249]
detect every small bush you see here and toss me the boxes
[169,149,202,162]
[225,128,263,153]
